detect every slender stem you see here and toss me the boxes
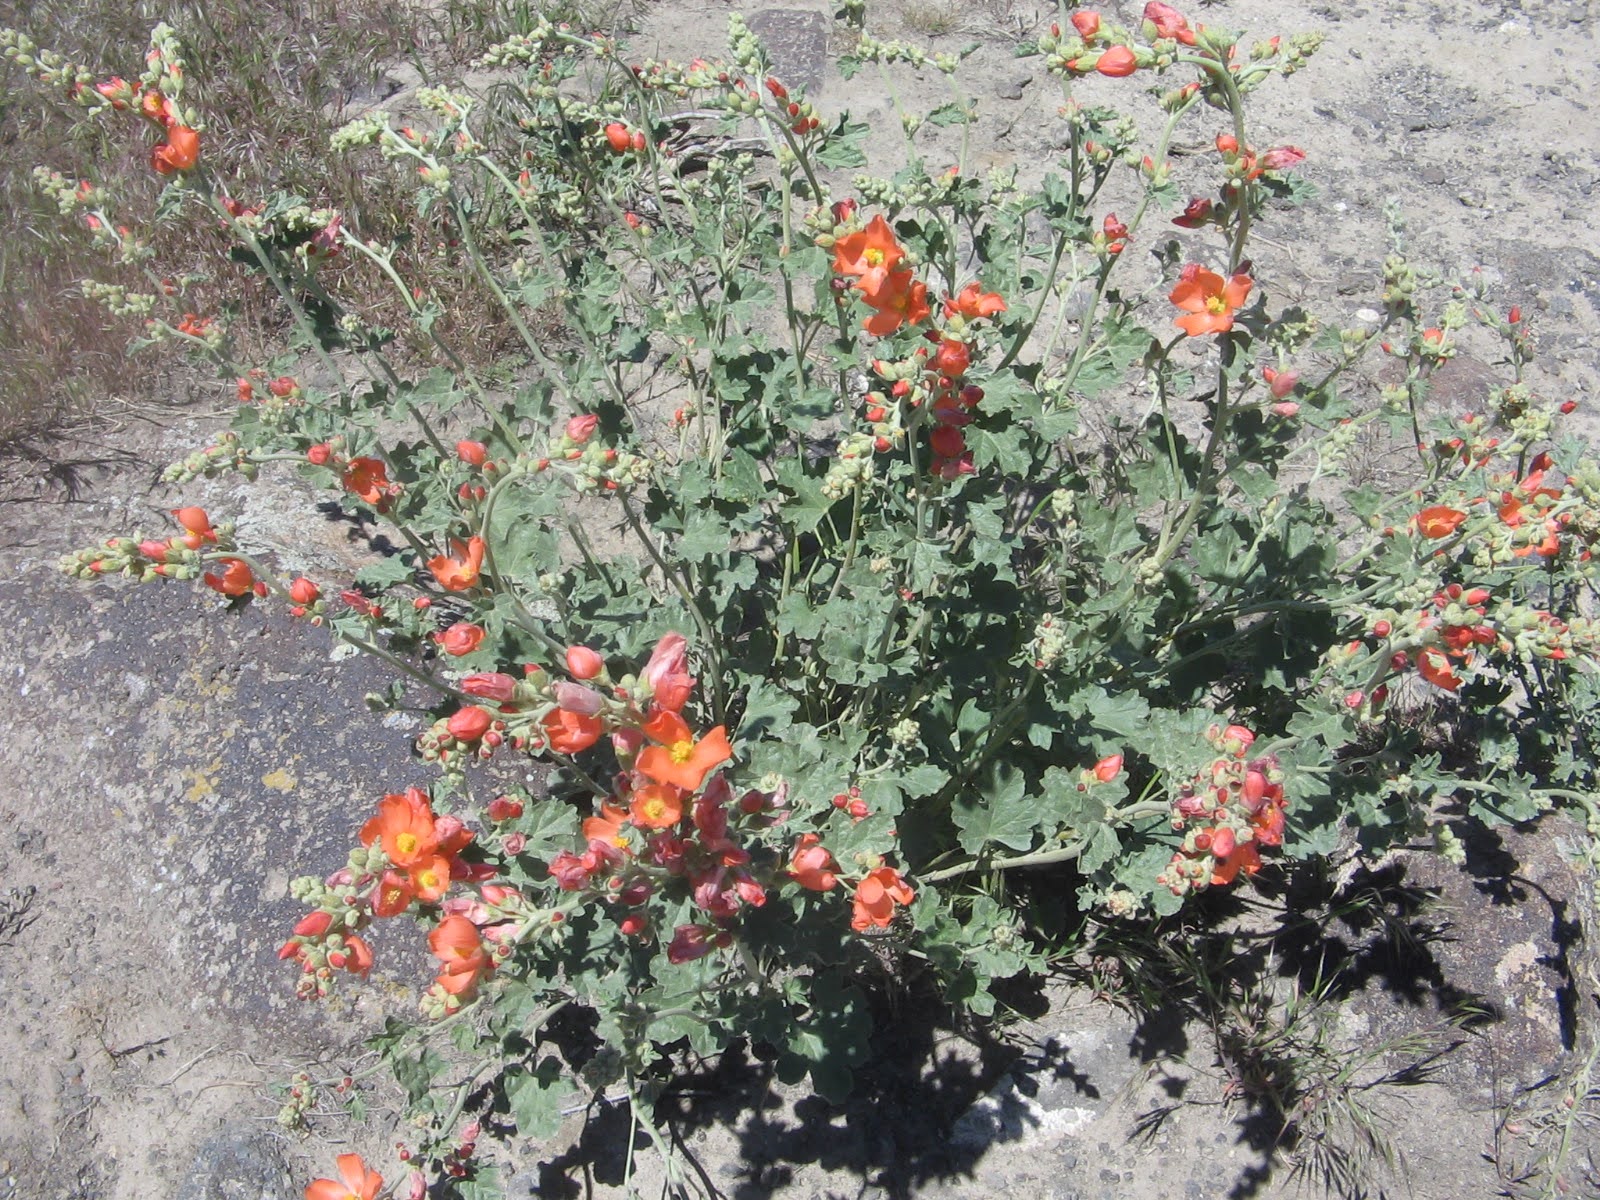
[619,495,727,718]
[919,801,1169,882]
[823,479,865,606]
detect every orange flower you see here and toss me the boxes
[850,866,913,930]
[1416,506,1467,539]
[304,1153,383,1200]
[832,214,905,290]
[629,783,686,829]
[788,833,838,892]
[404,854,454,904]
[543,707,603,755]
[151,125,200,175]
[202,557,256,597]
[944,282,1007,320]
[429,914,490,997]
[1416,647,1461,692]
[171,506,215,550]
[360,787,438,868]
[637,712,733,792]
[858,268,930,337]
[341,456,392,508]
[429,536,485,591]
[340,935,374,976]
[371,869,415,918]
[1169,266,1252,337]
[583,802,633,847]
[1210,840,1262,886]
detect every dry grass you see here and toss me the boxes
[0,0,635,452]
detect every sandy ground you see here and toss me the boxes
[2,1,1599,1197]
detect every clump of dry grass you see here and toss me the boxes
[0,0,636,452]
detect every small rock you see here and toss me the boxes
[995,73,1031,101]
[172,1128,291,1200]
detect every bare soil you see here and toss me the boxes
[2,2,1599,1198]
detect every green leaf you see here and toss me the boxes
[816,116,869,169]
[1078,822,1122,873]
[925,100,976,127]
[353,553,414,590]
[511,800,581,859]
[504,1057,577,1139]
[678,510,729,560]
[899,763,950,798]
[1067,686,1151,741]
[952,763,1037,855]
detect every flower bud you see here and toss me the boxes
[293,910,333,937]
[447,706,494,742]
[554,680,605,715]
[1093,754,1123,782]
[566,645,604,679]
[462,672,518,702]
[437,623,485,656]
[456,440,488,466]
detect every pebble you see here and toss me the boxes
[995,73,1031,101]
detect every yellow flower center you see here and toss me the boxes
[670,739,694,764]
[396,832,419,856]
[641,797,669,823]
[416,869,441,890]
[1205,295,1229,315]
[864,248,884,266]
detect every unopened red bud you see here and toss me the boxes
[447,706,494,741]
[1373,619,1392,638]
[293,910,333,937]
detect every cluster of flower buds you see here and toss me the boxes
[477,20,562,69]
[31,167,104,216]
[529,413,650,493]
[161,430,256,483]
[1,28,99,100]
[418,702,511,764]
[763,76,821,135]
[726,14,771,76]
[280,873,375,1000]
[275,1071,318,1130]
[626,54,726,97]
[1157,724,1287,896]
[59,506,231,583]
[602,121,648,154]
[1028,613,1069,670]
[849,33,958,75]
[79,279,156,318]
